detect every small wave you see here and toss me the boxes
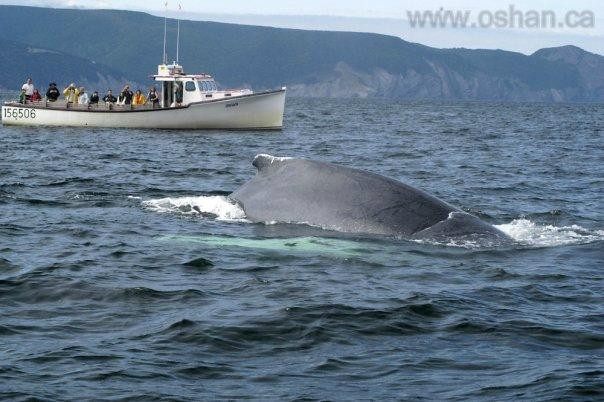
[45,177,95,187]
[183,257,214,269]
[413,236,502,249]
[496,219,604,247]
[115,287,207,302]
[141,196,246,221]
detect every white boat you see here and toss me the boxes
[1,63,286,130]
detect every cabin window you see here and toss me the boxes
[185,81,196,92]
[200,81,216,91]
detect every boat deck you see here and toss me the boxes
[4,100,168,112]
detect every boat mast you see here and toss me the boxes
[163,1,168,64]
[176,3,181,64]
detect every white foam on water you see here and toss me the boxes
[255,154,294,164]
[142,196,247,222]
[496,219,604,247]
[410,218,604,249]
[411,237,487,249]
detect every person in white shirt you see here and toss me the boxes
[21,77,34,101]
[77,87,89,105]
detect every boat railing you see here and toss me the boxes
[6,100,161,111]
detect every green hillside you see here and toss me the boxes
[0,37,129,91]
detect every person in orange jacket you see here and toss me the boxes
[132,89,147,106]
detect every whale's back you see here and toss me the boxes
[231,155,462,236]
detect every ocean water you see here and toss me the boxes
[0,97,602,400]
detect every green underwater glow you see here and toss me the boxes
[160,235,380,258]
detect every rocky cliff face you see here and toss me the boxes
[289,46,604,102]
[532,45,604,101]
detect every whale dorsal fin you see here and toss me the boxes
[252,154,295,172]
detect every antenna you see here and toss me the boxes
[176,19,180,63]
[162,1,168,64]
[176,3,182,64]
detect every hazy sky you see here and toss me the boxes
[0,0,602,54]
[5,0,599,19]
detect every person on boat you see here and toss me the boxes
[30,89,42,102]
[21,78,34,101]
[103,90,117,104]
[46,82,60,102]
[77,87,89,105]
[117,85,133,105]
[89,91,100,105]
[174,82,183,106]
[63,83,79,104]
[19,89,27,104]
[132,90,146,106]
[147,86,159,108]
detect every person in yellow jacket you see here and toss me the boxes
[63,83,80,104]
[132,90,147,106]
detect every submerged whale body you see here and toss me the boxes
[230,155,512,243]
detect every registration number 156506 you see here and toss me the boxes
[3,107,37,120]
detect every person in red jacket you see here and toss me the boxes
[30,89,42,102]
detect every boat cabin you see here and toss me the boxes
[152,63,252,107]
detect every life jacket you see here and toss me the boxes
[133,94,146,105]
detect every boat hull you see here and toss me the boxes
[1,89,286,130]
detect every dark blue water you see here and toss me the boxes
[1,97,603,400]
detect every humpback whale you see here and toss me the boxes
[230,155,512,243]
